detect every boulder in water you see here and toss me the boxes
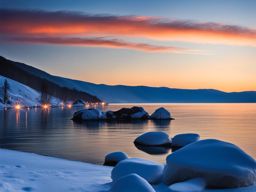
[150,107,173,120]
[104,151,128,166]
[111,158,164,184]
[134,131,171,147]
[172,133,200,148]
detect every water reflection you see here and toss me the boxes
[0,104,255,164]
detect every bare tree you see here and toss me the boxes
[3,79,10,104]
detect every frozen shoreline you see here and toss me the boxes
[0,149,255,192]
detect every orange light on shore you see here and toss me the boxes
[42,104,50,110]
[67,104,72,109]
[14,104,21,110]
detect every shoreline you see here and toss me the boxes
[0,148,255,192]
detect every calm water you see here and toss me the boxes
[0,104,255,164]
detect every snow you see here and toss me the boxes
[172,133,200,148]
[111,158,164,184]
[0,149,112,192]
[104,152,129,166]
[0,75,61,109]
[163,139,256,188]
[0,148,255,192]
[134,132,171,147]
[150,107,172,120]
[168,178,206,192]
[110,173,156,192]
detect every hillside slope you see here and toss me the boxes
[0,75,60,108]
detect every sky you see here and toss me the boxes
[0,0,255,92]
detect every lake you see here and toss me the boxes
[0,103,255,164]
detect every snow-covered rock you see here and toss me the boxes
[111,158,164,184]
[110,174,155,192]
[104,152,129,166]
[134,132,171,147]
[150,107,172,120]
[168,178,206,192]
[163,139,256,188]
[172,133,200,148]
[72,108,106,121]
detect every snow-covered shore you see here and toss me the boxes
[0,149,256,192]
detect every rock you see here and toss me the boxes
[172,133,200,148]
[112,106,149,120]
[150,107,172,120]
[168,178,206,192]
[110,173,156,192]
[134,132,171,147]
[111,158,164,184]
[163,139,256,188]
[72,99,86,106]
[106,111,116,119]
[72,108,106,121]
[104,151,128,166]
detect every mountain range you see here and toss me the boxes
[1,56,255,103]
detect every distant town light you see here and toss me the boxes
[42,104,50,110]
[15,104,21,110]
[67,104,72,109]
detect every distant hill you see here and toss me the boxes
[1,56,256,103]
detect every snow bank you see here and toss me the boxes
[172,133,200,148]
[0,148,255,192]
[150,107,172,120]
[111,158,164,184]
[134,132,171,147]
[110,173,155,192]
[163,139,256,188]
[104,151,129,166]
[0,149,112,192]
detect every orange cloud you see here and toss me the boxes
[8,36,189,52]
[1,9,256,46]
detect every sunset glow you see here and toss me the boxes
[0,0,255,92]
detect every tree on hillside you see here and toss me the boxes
[3,79,10,104]
[40,81,51,104]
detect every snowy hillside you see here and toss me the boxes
[0,75,60,109]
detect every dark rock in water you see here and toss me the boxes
[105,111,116,119]
[112,106,149,120]
[163,139,256,188]
[134,132,172,147]
[104,151,128,166]
[135,144,170,155]
[72,109,84,121]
